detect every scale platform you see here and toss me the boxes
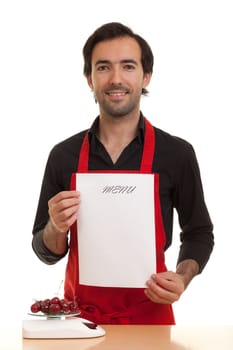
[22,317,106,339]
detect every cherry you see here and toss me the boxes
[49,303,61,315]
[61,302,70,314]
[69,301,79,313]
[40,302,49,314]
[50,297,60,304]
[30,297,80,315]
[30,302,41,313]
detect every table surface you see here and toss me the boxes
[1,320,233,350]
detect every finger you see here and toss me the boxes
[52,203,79,221]
[146,279,179,302]
[145,275,183,304]
[49,197,80,214]
[49,192,80,215]
[52,210,79,233]
[50,204,79,233]
[144,288,172,304]
[49,192,80,232]
[49,191,80,206]
[151,274,177,290]
[151,274,185,295]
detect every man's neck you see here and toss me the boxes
[98,113,140,164]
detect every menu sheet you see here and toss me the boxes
[76,173,156,288]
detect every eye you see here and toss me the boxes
[123,64,136,71]
[96,65,109,71]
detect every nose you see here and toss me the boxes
[109,66,122,85]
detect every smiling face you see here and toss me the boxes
[87,36,151,119]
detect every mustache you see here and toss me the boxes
[104,85,130,93]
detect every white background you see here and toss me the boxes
[0,0,232,325]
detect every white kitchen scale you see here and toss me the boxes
[22,314,106,339]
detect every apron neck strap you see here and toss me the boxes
[140,118,155,172]
[77,132,89,173]
[77,117,155,173]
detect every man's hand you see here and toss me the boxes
[144,259,199,304]
[48,190,80,234]
[43,191,80,255]
[145,271,185,304]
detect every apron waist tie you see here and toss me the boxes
[80,304,130,324]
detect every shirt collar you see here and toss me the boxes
[88,112,145,144]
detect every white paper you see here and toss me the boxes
[76,173,156,288]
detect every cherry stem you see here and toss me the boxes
[55,280,64,296]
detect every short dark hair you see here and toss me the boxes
[82,22,154,95]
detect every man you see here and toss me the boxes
[32,22,214,324]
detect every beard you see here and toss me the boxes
[94,85,142,118]
[99,98,139,118]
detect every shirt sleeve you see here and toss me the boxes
[32,229,69,265]
[173,143,214,272]
[31,146,71,264]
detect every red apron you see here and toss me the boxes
[64,118,175,325]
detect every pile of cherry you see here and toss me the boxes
[30,297,80,315]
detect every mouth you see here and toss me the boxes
[105,85,130,96]
[105,87,130,101]
[105,91,128,97]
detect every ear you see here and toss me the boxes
[142,73,152,88]
[87,76,93,90]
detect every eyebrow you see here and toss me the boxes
[95,59,138,66]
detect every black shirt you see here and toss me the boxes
[32,115,214,272]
